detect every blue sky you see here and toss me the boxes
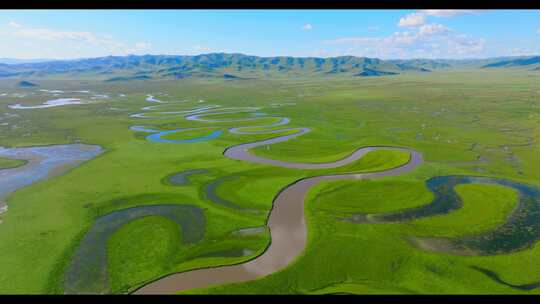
[0,10,539,59]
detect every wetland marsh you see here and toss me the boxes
[1,68,540,295]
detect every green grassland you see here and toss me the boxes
[0,68,539,294]
[108,216,184,293]
[0,157,26,169]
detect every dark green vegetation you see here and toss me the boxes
[0,58,539,294]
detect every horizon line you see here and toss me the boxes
[2,52,540,64]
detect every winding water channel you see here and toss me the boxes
[0,144,103,216]
[6,94,538,294]
[410,176,540,256]
[126,97,426,294]
[64,95,538,294]
[64,204,205,294]
[134,145,423,294]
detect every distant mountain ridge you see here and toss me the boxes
[0,58,57,65]
[0,53,415,80]
[482,56,540,68]
[17,80,38,87]
[0,53,538,81]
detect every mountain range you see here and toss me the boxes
[0,58,58,65]
[0,53,539,81]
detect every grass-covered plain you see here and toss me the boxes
[0,157,26,169]
[107,215,184,293]
[0,68,539,294]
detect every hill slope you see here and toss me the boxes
[2,53,539,81]
[0,53,427,80]
[482,56,540,69]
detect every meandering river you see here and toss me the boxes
[131,99,425,293]
[128,96,540,293]
[0,144,103,216]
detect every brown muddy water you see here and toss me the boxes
[133,128,423,294]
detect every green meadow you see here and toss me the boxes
[0,68,539,294]
[0,157,26,169]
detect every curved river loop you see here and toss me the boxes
[68,94,540,294]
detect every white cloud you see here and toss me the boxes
[508,47,540,56]
[325,37,376,45]
[398,13,426,27]
[6,24,125,50]
[193,44,211,52]
[419,23,450,36]
[421,10,484,18]
[302,23,313,31]
[135,42,151,49]
[0,22,156,58]
[392,31,418,45]
[324,24,485,59]
[388,10,487,57]
[8,21,22,29]
[398,10,484,28]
